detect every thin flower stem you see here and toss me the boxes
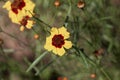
[80,35,96,50]
[90,16,113,23]
[72,46,89,68]
[67,0,72,16]
[35,55,62,75]
[72,45,112,80]
[85,55,112,80]
[24,58,39,75]
[35,59,55,75]
[33,16,51,34]
[28,10,51,28]
[85,55,96,67]
[63,0,71,27]
[33,16,51,28]
[26,51,49,72]
[100,68,112,80]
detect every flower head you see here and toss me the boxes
[44,27,72,56]
[19,15,34,31]
[3,0,35,23]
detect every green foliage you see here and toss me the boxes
[0,0,120,80]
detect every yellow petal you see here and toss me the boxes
[20,26,25,31]
[3,1,11,10]
[8,11,20,24]
[63,40,72,49]
[44,36,54,51]
[52,48,58,55]
[58,26,70,39]
[24,0,35,11]
[53,47,65,56]
[26,20,33,29]
[16,11,25,21]
[56,47,65,56]
[44,44,54,51]
[22,0,35,17]
[51,27,58,35]
[22,10,33,17]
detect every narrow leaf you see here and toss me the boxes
[26,51,48,72]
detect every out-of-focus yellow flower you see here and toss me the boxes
[3,0,35,23]
[19,16,34,31]
[44,26,72,56]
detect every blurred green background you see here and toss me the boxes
[0,0,120,80]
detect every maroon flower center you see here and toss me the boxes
[11,0,25,14]
[52,34,65,48]
[20,16,30,26]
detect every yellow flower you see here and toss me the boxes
[19,15,34,31]
[3,0,35,23]
[44,27,72,56]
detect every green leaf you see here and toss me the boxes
[78,50,89,68]
[73,46,89,68]
[26,51,48,72]
[35,59,55,75]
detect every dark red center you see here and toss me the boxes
[20,16,30,26]
[52,34,65,48]
[11,0,25,14]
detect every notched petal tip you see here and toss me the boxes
[64,40,72,49]
[58,26,70,39]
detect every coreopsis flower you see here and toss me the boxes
[19,15,34,31]
[44,27,72,56]
[3,0,35,23]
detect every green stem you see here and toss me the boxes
[26,51,48,72]
[35,59,55,75]
[67,0,72,16]
[33,16,51,28]
[24,58,39,75]
[100,68,112,80]
[73,45,112,80]
[73,46,89,68]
